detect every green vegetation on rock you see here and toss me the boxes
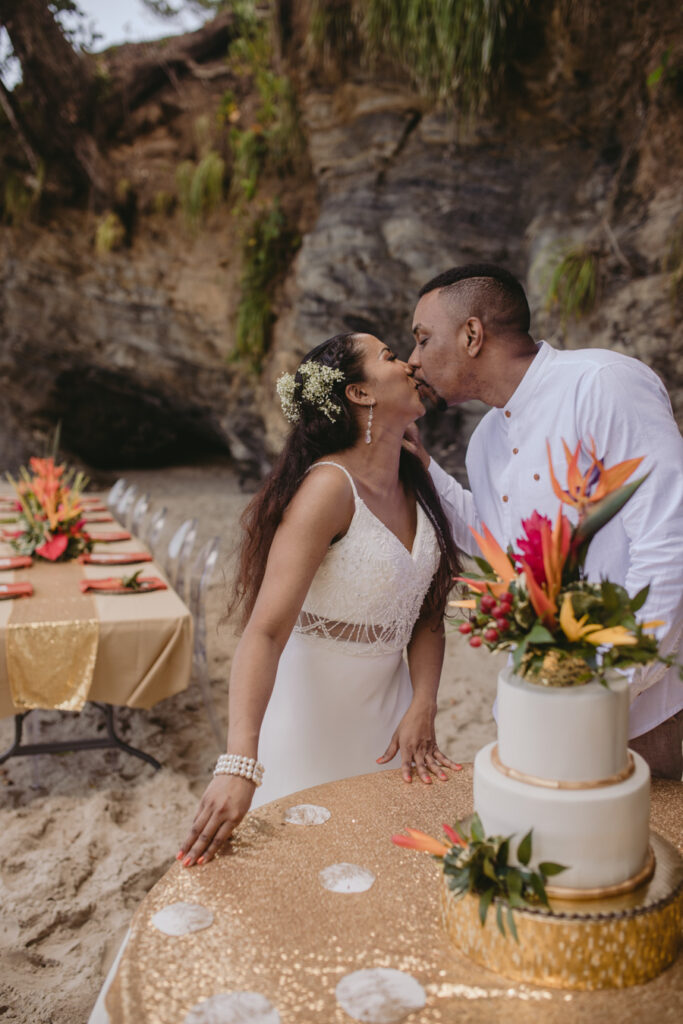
[306,0,532,110]
[545,245,600,324]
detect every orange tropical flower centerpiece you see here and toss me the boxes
[452,440,665,686]
[6,457,92,562]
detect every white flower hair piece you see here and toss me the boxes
[276,361,345,424]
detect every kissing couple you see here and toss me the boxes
[179,261,683,868]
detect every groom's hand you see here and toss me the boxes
[402,423,430,470]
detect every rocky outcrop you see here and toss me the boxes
[1,10,681,483]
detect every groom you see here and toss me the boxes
[407,263,683,779]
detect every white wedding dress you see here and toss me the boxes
[252,461,441,807]
[88,461,440,1023]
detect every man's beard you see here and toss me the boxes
[417,380,448,413]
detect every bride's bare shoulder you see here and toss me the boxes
[285,461,355,529]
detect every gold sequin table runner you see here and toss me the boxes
[105,768,683,1024]
[0,496,193,716]
[6,560,99,711]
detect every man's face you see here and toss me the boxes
[409,291,475,407]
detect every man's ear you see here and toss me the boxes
[464,316,484,358]
[346,382,372,406]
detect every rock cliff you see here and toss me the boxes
[1,3,680,483]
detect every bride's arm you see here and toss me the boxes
[376,612,461,783]
[178,468,354,867]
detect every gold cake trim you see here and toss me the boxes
[544,845,656,900]
[491,743,636,789]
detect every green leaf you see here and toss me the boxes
[497,838,509,868]
[496,900,505,937]
[539,861,568,877]
[528,872,548,906]
[472,556,494,576]
[630,585,650,613]
[516,830,532,866]
[479,886,494,926]
[647,65,664,87]
[470,814,484,843]
[525,624,554,645]
[512,637,528,672]
[507,906,519,943]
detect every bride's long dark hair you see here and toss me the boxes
[230,333,461,627]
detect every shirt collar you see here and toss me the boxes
[501,340,553,421]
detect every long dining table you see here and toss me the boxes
[0,487,193,766]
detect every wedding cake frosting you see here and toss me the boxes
[473,668,651,891]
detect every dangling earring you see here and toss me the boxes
[365,404,374,445]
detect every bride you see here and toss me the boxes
[178,331,461,867]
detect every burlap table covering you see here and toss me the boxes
[105,768,683,1024]
[0,494,193,716]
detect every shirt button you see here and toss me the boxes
[533,473,540,480]
[505,410,511,418]
[502,495,509,502]
[512,448,519,455]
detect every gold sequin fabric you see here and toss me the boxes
[6,561,99,711]
[105,769,683,1023]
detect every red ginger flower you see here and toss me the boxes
[514,511,552,586]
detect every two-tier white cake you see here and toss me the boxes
[473,668,652,891]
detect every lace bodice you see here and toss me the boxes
[294,462,441,655]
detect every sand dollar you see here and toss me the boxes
[336,968,426,1023]
[284,804,331,825]
[151,902,214,936]
[319,862,375,893]
[183,991,280,1024]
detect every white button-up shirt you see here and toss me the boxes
[430,340,683,739]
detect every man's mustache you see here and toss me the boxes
[415,377,448,413]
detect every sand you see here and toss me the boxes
[0,460,504,1024]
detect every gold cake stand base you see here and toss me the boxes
[442,830,683,990]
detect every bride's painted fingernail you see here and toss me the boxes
[455,764,463,771]
[197,856,205,865]
[183,857,192,867]
[176,851,184,860]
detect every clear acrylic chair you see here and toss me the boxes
[130,493,151,537]
[146,506,167,557]
[116,484,138,528]
[189,536,223,749]
[107,478,127,511]
[175,519,199,602]
[165,518,198,595]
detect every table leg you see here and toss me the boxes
[0,705,161,769]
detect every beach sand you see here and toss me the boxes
[0,461,503,1024]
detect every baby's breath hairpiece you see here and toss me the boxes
[276,361,345,424]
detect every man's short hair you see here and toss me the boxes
[419,263,531,334]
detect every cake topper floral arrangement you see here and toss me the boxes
[452,440,666,686]
[6,456,92,562]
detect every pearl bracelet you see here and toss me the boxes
[214,753,264,787]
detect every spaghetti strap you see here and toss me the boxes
[306,460,358,501]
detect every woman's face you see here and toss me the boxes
[356,334,425,422]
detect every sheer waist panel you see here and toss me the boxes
[294,610,404,650]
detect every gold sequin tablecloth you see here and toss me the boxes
[0,496,193,716]
[106,768,683,1024]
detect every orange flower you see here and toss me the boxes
[391,827,450,857]
[547,440,644,517]
[455,524,518,598]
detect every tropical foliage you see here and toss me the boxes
[452,440,665,685]
[6,456,92,561]
[393,815,566,939]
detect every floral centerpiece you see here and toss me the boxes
[6,457,92,562]
[451,440,665,686]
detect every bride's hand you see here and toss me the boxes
[177,775,255,867]
[376,701,461,783]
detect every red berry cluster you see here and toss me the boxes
[458,592,514,648]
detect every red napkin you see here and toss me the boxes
[1,529,25,539]
[82,515,114,523]
[88,531,132,543]
[0,556,33,571]
[79,552,152,565]
[79,576,167,594]
[81,497,107,506]
[0,581,33,599]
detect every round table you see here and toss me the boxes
[105,766,683,1023]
